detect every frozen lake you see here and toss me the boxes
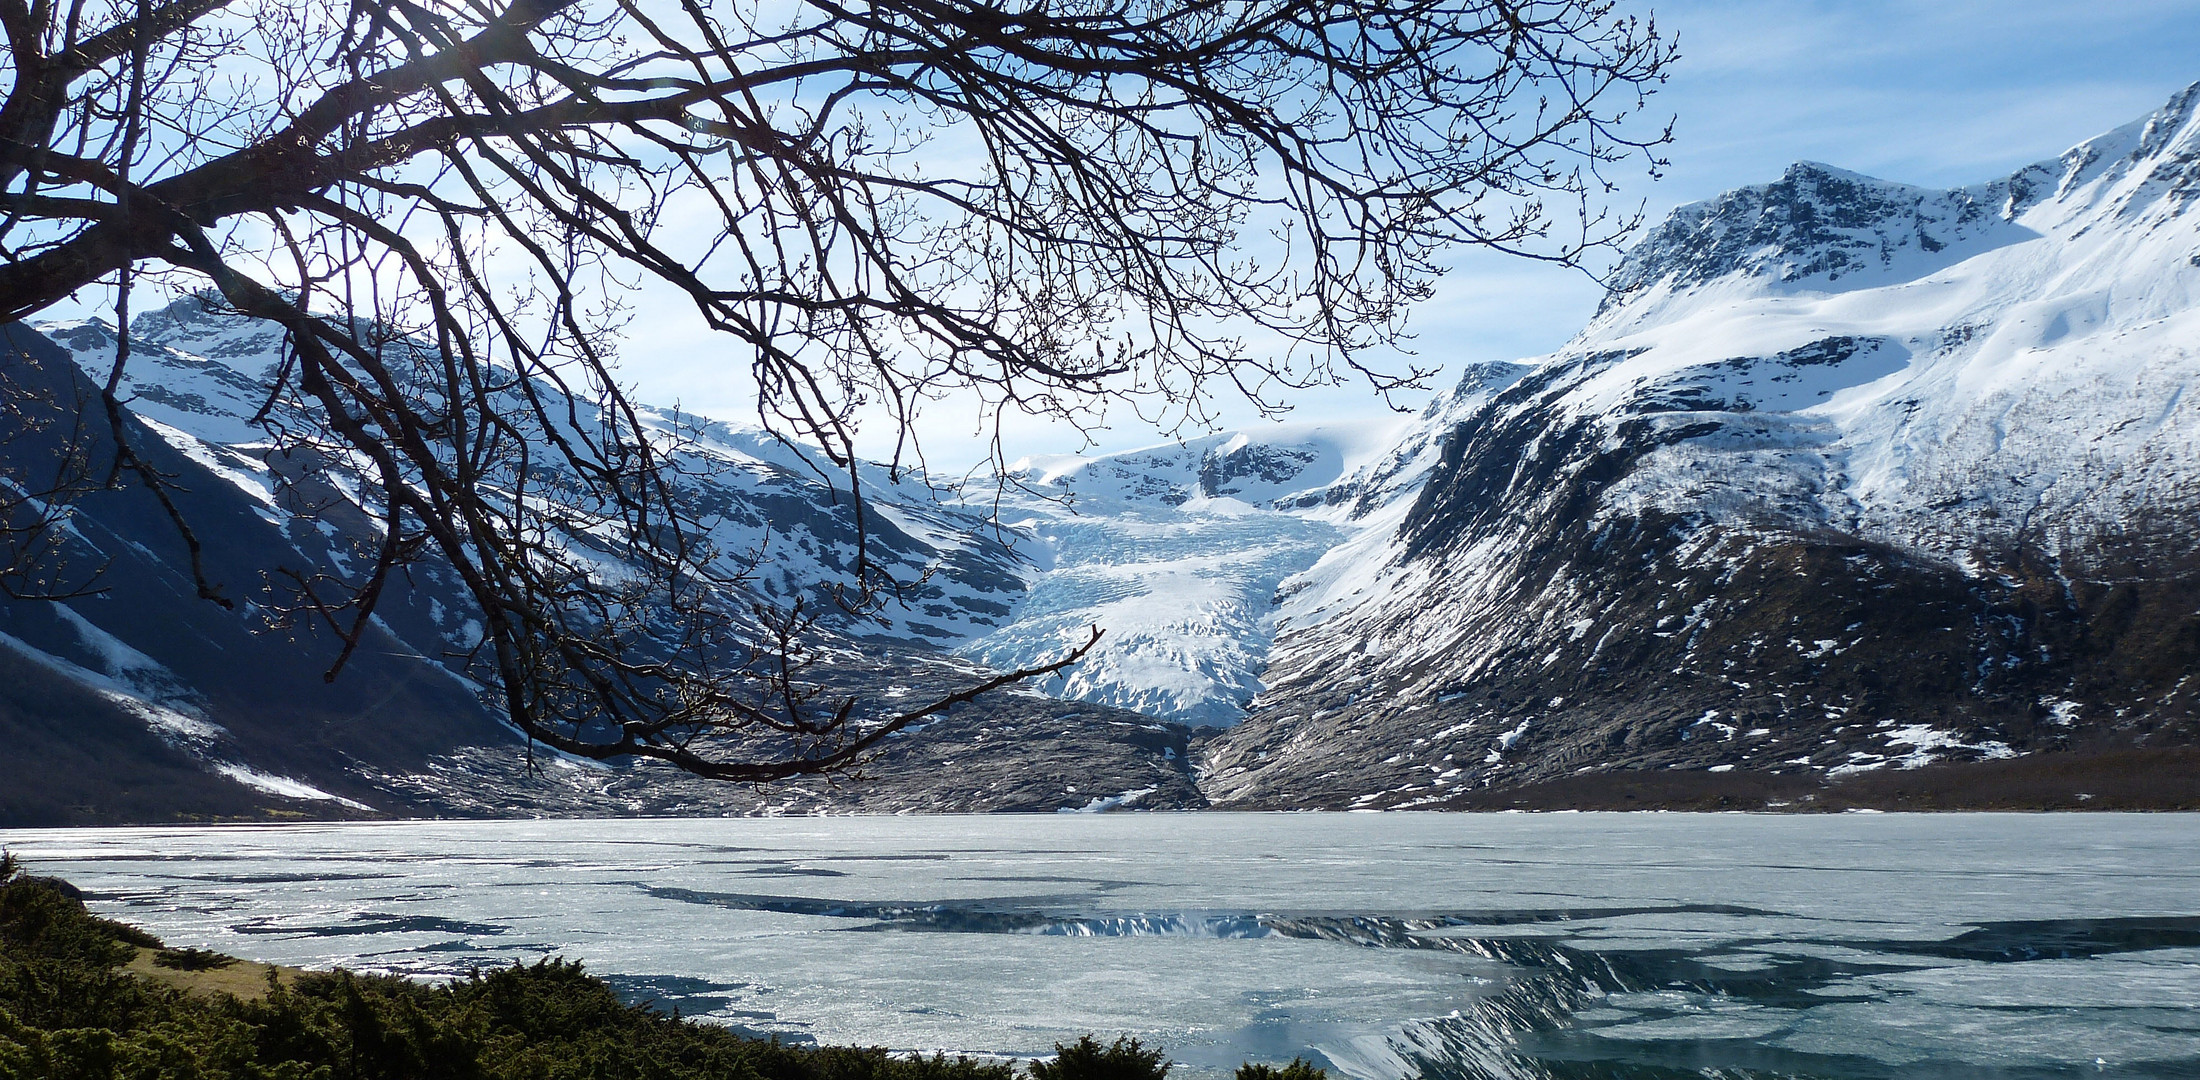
[4,813,2198,1079]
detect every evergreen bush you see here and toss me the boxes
[1234,1059,1329,1080]
[1032,1036,1169,1080]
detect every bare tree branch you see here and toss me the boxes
[0,0,1672,778]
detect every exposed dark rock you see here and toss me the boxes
[0,321,1201,824]
[1200,348,2200,809]
[1196,97,2200,811]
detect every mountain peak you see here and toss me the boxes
[1600,161,2024,312]
[1594,81,2200,331]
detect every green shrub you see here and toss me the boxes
[152,947,236,972]
[0,857,157,970]
[1234,1059,1328,1080]
[1031,1035,1170,1080]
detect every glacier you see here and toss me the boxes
[5,83,2200,817]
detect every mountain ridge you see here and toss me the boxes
[1194,81,2200,809]
[0,308,1207,824]
[5,84,2200,819]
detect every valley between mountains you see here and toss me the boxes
[5,86,2199,823]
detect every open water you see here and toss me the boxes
[3,813,2197,1079]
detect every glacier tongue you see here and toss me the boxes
[952,369,1529,727]
[956,426,1393,727]
[954,505,1348,727]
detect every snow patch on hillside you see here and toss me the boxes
[1221,80,2200,790]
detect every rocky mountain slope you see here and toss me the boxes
[8,84,2200,821]
[1197,84,2200,808]
[0,305,1201,825]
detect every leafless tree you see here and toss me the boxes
[0,0,1672,777]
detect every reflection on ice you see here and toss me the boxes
[1,813,2196,1080]
[641,885,1278,938]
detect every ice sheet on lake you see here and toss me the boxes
[3,813,2197,1080]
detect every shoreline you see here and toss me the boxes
[0,861,1307,1080]
[7,744,2197,827]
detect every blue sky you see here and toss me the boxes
[825,0,2200,465]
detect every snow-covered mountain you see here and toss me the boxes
[8,83,2199,821]
[39,299,1035,650]
[0,301,1201,824]
[1197,83,2200,808]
